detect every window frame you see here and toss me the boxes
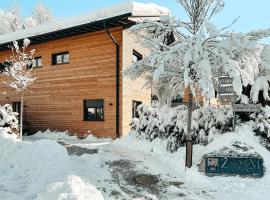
[28,56,42,69]
[52,52,70,66]
[132,100,142,118]
[0,61,11,73]
[83,99,104,121]
[12,102,21,123]
[132,50,143,63]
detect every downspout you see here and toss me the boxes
[104,23,120,138]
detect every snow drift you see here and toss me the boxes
[36,175,104,200]
[0,129,104,200]
[0,128,71,199]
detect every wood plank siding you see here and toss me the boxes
[0,27,123,138]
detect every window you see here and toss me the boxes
[12,102,21,123]
[132,50,142,62]
[171,93,183,107]
[28,57,42,69]
[84,99,104,121]
[52,52,69,65]
[132,100,142,118]
[0,61,11,73]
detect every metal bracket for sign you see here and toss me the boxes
[232,104,261,131]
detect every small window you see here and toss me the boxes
[0,61,11,73]
[132,50,142,63]
[28,57,42,69]
[52,52,69,65]
[84,99,104,121]
[12,102,21,123]
[132,100,142,118]
[172,93,183,103]
[171,93,183,107]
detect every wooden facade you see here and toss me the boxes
[0,26,151,138]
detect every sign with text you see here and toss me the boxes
[233,104,261,112]
[203,155,264,177]
[218,77,233,85]
[219,95,237,104]
[218,85,234,94]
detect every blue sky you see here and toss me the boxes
[1,0,270,33]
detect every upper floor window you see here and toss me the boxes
[52,52,69,65]
[132,50,142,63]
[84,99,104,121]
[28,57,42,69]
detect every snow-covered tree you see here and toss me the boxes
[32,3,53,25]
[2,39,36,139]
[124,0,270,167]
[0,6,22,34]
[0,3,53,34]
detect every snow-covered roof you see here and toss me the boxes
[0,2,170,46]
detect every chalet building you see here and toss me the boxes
[0,2,170,138]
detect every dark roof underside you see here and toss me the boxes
[0,13,134,51]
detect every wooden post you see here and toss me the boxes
[186,86,193,168]
[232,103,235,132]
[19,92,23,139]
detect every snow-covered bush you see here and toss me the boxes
[251,106,270,151]
[130,104,233,152]
[0,104,18,134]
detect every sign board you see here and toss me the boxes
[203,155,264,177]
[233,104,261,112]
[218,85,234,94]
[218,94,237,102]
[218,77,233,85]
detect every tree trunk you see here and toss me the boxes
[19,92,23,139]
[186,86,193,168]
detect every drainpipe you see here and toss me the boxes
[104,23,120,138]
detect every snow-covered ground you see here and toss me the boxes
[1,125,270,200]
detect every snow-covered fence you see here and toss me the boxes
[0,104,19,134]
[129,104,233,152]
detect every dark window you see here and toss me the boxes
[84,99,104,121]
[52,52,69,65]
[172,93,183,103]
[132,50,143,62]
[0,61,11,73]
[132,100,142,118]
[171,93,183,107]
[28,57,42,69]
[12,102,21,123]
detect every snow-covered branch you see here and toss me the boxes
[124,0,270,104]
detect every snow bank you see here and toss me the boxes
[0,2,170,45]
[0,128,71,199]
[115,124,270,175]
[115,125,270,200]
[29,130,112,145]
[30,129,78,140]
[36,175,104,200]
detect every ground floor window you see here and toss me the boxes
[132,100,142,118]
[12,102,21,123]
[84,99,104,121]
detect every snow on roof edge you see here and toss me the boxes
[0,1,170,45]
